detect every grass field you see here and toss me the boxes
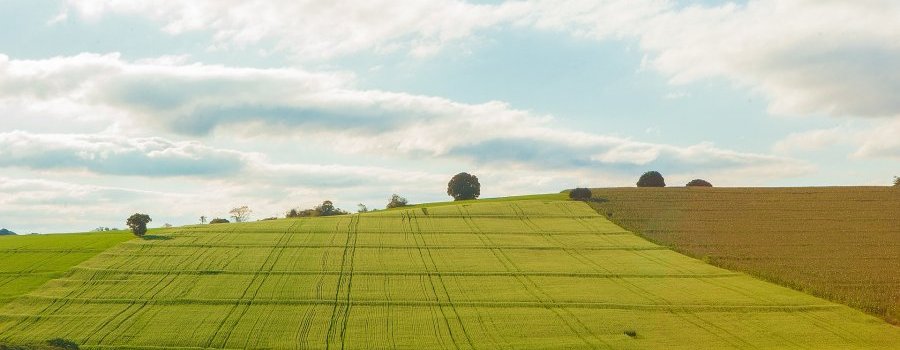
[589,187,900,325]
[0,231,131,305]
[0,198,898,349]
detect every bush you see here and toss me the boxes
[447,172,481,201]
[686,179,713,187]
[386,194,409,209]
[315,200,348,216]
[209,218,230,224]
[45,339,78,350]
[0,339,79,350]
[636,171,665,187]
[125,213,152,237]
[569,188,592,200]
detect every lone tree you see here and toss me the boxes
[357,204,369,213]
[569,188,592,200]
[386,194,409,209]
[636,171,666,187]
[686,179,713,187]
[126,213,152,237]
[894,176,899,187]
[447,172,481,201]
[229,206,252,223]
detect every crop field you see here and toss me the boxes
[1,198,899,349]
[0,231,131,305]
[589,187,900,325]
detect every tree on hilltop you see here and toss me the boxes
[386,194,409,209]
[569,188,592,200]
[686,179,713,187]
[637,171,666,187]
[126,213,152,237]
[229,206,252,223]
[447,172,481,201]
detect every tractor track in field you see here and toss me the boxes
[325,215,360,350]
[409,211,474,350]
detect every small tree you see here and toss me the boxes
[126,213,152,237]
[894,176,899,187]
[357,204,368,213]
[210,218,230,224]
[286,208,301,218]
[569,188,592,200]
[686,179,713,187]
[636,171,666,187]
[229,206,252,223]
[386,194,409,209]
[447,172,481,201]
[200,216,207,224]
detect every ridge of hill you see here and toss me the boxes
[589,186,900,325]
[0,197,898,348]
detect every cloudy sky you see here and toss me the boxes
[2,0,899,233]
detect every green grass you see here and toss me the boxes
[0,231,132,306]
[0,199,898,349]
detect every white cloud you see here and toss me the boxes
[0,53,811,178]
[62,0,530,60]
[61,1,900,121]
[772,117,900,160]
[0,131,248,176]
[532,0,900,119]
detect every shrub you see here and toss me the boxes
[686,179,713,187]
[569,188,592,200]
[209,218,230,224]
[316,200,348,216]
[386,194,409,209]
[447,172,481,201]
[125,213,152,237]
[46,339,78,350]
[636,171,665,187]
[624,330,637,338]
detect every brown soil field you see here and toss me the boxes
[588,187,900,325]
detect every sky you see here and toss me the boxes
[1,0,899,233]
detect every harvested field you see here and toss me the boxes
[590,187,900,325]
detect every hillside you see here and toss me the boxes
[0,231,132,305]
[590,187,900,325]
[0,198,899,348]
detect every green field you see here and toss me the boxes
[1,198,898,349]
[0,231,132,305]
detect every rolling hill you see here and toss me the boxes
[0,196,898,349]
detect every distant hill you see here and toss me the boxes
[0,228,15,235]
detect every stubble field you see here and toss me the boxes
[589,187,900,325]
